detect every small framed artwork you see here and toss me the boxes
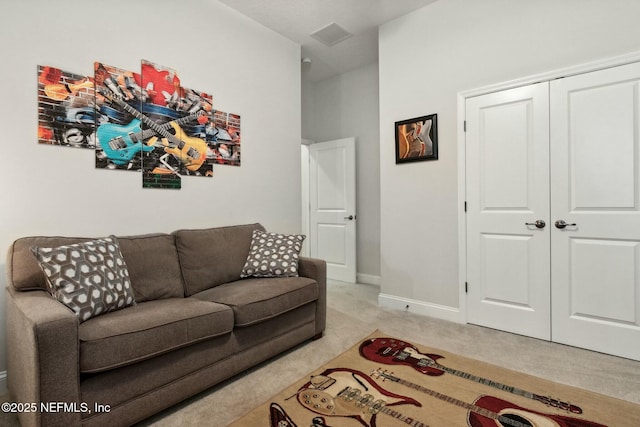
[395,114,438,164]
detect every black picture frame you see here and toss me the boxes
[395,114,438,164]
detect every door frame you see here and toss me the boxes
[301,139,313,257]
[457,50,640,325]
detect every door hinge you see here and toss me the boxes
[465,282,468,293]
[463,120,467,132]
[464,201,467,212]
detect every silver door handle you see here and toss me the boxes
[344,215,355,220]
[525,220,546,229]
[555,220,576,229]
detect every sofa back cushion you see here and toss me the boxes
[117,234,185,302]
[173,223,265,296]
[30,236,137,322]
[8,236,94,291]
[7,234,184,301]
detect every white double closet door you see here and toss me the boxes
[466,61,640,360]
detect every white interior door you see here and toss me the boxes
[550,62,640,360]
[465,83,551,340]
[309,138,357,283]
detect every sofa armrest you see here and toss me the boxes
[297,257,326,336]
[6,287,81,426]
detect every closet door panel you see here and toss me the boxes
[466,83,551,340]
[551,62,640,360]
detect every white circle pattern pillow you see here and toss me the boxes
[240,230,306,278]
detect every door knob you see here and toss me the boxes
[555,220,576,229]
[344,215,355,220]
[525,220,546,229]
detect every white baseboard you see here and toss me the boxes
[378,293,462,324]
[0,370,7,395]
[356,273,381,286]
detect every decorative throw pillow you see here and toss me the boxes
[30,236,136,322]
[240,230,305,278]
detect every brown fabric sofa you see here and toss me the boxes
[5,223,326,427]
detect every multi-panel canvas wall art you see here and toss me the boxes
[37,60,241,190]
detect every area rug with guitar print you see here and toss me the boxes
[230,330,640,427]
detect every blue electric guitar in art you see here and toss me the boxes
[97,110,203,166]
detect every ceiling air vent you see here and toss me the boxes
[310,22,353,47]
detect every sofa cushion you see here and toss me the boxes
[192,276,318,327]
[173,223,265,296]
[30,236,136,322]
[240,230,305,278]
[78,298,233,373]
[117,234,185,302]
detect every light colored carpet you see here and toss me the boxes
[2,281,639,426]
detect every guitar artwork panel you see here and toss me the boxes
[210,110,241,166]
[37,65,96,148]
[140,60,208,189]
[93,62,149,172]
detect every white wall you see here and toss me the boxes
[379,0,640,316]
[302,63,381,280]
[0,0,301,393]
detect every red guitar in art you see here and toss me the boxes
[372,369,606,427]
[360,338,583,414]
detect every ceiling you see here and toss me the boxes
[218,0,439,82]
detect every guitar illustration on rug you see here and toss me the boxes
[371,369,606,427]
[296,367,428,427]
[360,338,582,415]
[269,402,297,427]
